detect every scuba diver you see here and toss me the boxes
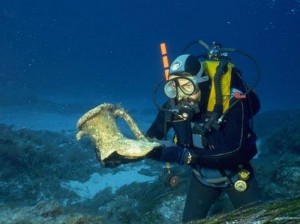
[145,40,262,222]
[85,40,262,222]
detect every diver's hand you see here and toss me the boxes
[160,146,191,165]
[147,145,191,165]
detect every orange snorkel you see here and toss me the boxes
[160,43,170,81]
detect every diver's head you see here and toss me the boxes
[164,54,209,104]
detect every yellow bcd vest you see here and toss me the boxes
[202,60,235,113]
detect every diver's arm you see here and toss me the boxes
[187,100,256,168]
[146,100,256,168]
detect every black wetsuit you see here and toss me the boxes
[146,73,261,222]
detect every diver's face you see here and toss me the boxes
[169,75,201,104]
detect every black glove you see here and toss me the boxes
[147,145,191,165]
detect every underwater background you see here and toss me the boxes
[1,0,300,223]
[1,0,300,112]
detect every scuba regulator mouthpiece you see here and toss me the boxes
[173,101,196,120]
[168,100,202,121]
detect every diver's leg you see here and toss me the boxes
[182,174,221,223]
[226,176,262,209]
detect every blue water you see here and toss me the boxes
[1,0,300,112]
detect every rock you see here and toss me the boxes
[33,200,63,217]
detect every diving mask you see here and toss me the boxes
[164,77,197,99]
